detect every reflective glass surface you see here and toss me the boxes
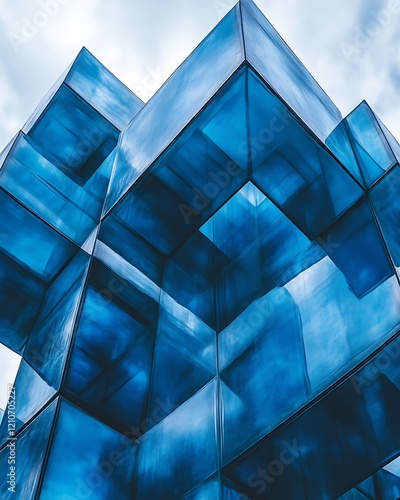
[2,1,400,498]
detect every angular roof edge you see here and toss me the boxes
[105,1,342,213]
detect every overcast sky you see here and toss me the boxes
[0,0,400,150]
[0,0,400,407]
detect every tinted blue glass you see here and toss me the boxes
[375,113,400,164]
[184,475,221,499]
[344,102,396,186]
[65,47,144,130]
[0,190,78,282]
[339,460,400,500]
[223,335,400,499]
[0,251,45,353]
[370,165,400,273]
[98,217,166,286]
[0,252,91,442]
[104,5,245,213]
[318,198,393,298]
[0,361,55,447]
[137,380,218,499]
[241,0,342,139]
[0,400,57,500]
[2,1,400,496]
[216,184,400,464]
[0,190,78,351]
[39,399,136,499]
[66,259,157,433]
[248,70,363,238]
[28,85,119,184]
[25,251,90,389]
[0,134,115,244]
[325,119,364,185]
[104,68,248,256]
[148,291,216,424]
[100,71,247,264]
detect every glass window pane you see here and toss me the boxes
[39,399,136,500]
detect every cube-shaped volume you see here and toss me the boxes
[0,190,79,353]
[248,70,363,237]
[0,251,91,446]
[326,101,400,187]
[370,165,400,276]
[223,335,400,499]
[0,49,143,245]
[65,258,158,434]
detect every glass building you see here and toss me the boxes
[1,0,400,498]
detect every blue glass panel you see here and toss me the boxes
[330,488,371,499]
[318,198,393,298]
[241,0,342,139]
[105,5,245,212]
[325,119,364,185]
[0,361,55,447]
[0,399,57,500]
[222,478,251,499]
[98,218,166,286]
[248,70,363,237]
[210,183,322,330]
[39,399,136,499]
[380,459,400,499]
[0,251,91,442]
[339,461,400,500]
[93,239,163,299]
[341,102,396,186]
[65,47,144,130]
[220,287,310,464]
[28,84,119,186]
[0,190,78,282]
[163,229,217,329]
[376,471,400,500]
[66,259,157,433]
[184,475,221,499]
[0,134,17,165]
[105,68,248,256]
[223,335,400,499]
[0,251,45,353]
[217,184,400,464]
[137,380,219,499]
[148,291,216,425]
[0,133,115,244]
[370,165,400,274]
[24,251,90,389]
[375,113,400,164]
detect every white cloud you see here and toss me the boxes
[0,0,399,149]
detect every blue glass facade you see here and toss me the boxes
[0,1,400,498]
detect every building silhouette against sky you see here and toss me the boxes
[0,0,400,498]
